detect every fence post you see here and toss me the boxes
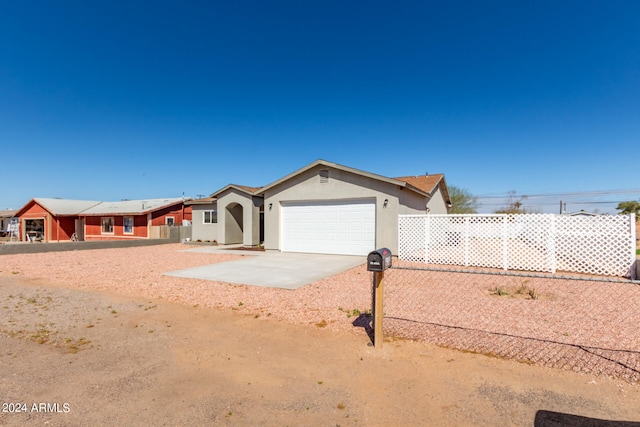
[502,215,508,271]
[630,214,637,280]
[424,215,430,263]
[464,216,469,267]
[548,215,557,274]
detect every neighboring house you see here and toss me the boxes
[13,198,191,242]
[199,159,451,256]
[566,210,599,217]
[15,198,102,242]
[0,209,18,232]
[79,198,192,241]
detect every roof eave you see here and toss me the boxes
[210,184,260,198]
[255,159,429,197]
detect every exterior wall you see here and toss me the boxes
[82,203,190,241]
[425,184,449,214]
[191,202,219,242]
[52,217,76,241]
[217,189,263,246]
[84,215,149,240]
[150,204,190,226]
[263,164,431,254]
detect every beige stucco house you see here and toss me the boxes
[192,159,451,255]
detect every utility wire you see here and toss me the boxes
[476,189,640,199]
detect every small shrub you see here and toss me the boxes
[491,287,509,296]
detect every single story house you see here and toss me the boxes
[0,209,18,232]
[194,159,451,256]
[13,197,191,242]
[79,198,192,241]
[0,209,18,240]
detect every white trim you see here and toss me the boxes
[203,210,218,224]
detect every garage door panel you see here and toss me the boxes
[281,200,375,256]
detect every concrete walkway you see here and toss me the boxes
[165,248,365,289]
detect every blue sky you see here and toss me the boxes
[1,1,638,213]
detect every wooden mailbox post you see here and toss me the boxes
[367,248,392,349]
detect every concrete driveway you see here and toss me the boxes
[164,248,365,289]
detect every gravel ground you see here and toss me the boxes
[386,263,640,382]
[1,243,638,384]
[0,244,372,332]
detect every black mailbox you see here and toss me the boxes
[367,248,392,272]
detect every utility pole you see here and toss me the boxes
[559,201,567,214]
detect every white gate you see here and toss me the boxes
[398,214,636,277]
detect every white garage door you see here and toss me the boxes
[281,200,376,256]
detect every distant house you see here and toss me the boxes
[79,198,192,241]
[566,210,599,217]
[193,159,451,255]
[13,198,191,242]
[0,209,18,232]
[15,198,102,242]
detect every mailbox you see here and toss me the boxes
[367,248,392,272]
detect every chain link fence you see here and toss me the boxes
[382,263,640,382]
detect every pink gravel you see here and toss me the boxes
[0,244,372,331]
[1,243,638,382]
[385,264,640,382]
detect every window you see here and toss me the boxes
[123,216,133,234]
[166,217,175,226]
[101,217,114,234]
[203,210,217,224]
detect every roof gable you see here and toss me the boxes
[16,198,102,216]
[394,174,451,204]
[210,184,263,198]
[256,159,431,197]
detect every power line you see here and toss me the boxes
[475,189,640,199]
[478,200,627,207]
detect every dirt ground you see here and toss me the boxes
[1,276,639,426]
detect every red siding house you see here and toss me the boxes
[80,198,192,241]
[14,198,192,242]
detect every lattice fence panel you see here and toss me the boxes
[506,214,554,272]
[398,214,636,277]
[555,215,635,276]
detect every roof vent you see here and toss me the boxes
[319,169,329,183]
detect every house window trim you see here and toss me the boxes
[123,216,134,234]
[166,216,175,226]
[101,217,114,235]
[203,210,217,224]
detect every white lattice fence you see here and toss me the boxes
[398,214,636,277]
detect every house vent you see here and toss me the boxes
[319,169,329,183]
